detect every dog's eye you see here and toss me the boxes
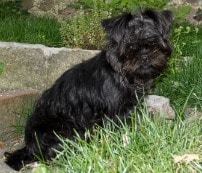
[143,42,155,50]
[150,42,155,46]
[144,44,150,49]
[128,45,135,50]
[151,42,156,46]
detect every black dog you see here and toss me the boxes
[5,9,172,171]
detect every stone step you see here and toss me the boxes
[0,89,39,141]
[0,42,98,91]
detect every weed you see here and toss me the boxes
[0,62,4,75]
[8,101,33,136]
[170,5,191,23]
[61,1,111,49]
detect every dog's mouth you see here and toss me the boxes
[135,65,161,79]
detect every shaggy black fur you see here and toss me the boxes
[5,9,172,171]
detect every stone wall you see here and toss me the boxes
[22,0,76,18]
[0,42,99,92]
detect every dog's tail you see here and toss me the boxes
[4,147,35,171]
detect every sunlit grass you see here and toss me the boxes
[33,110,202,173]
[155,25,202,112]
[0,1,62,47]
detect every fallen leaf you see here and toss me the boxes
[122,133,130,147]
[0,141,4,148]
[173,154,200,164]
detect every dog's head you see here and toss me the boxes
[102,9,173,84]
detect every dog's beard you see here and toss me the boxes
[135,65,160,79]
[122,49,169,82]
[135,56,168,79]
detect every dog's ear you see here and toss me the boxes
[102,13,133,32]
[101,13,133,43]
[144,9,173,37]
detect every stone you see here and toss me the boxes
[144,95,176,120]
[184,107,202,120]
[26,0,76,19]
[0,42,99,91]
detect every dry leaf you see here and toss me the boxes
[173,154,199,164]
[0,141,4,148]
[122,133,130,147]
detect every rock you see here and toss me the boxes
[0,42,99,91]
[144,95,176,120]
[24,0,76,19]
[184,107,202,120]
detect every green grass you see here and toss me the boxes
[0,16,62,47]
[0,1,62,47]
[32,110,202,173]
[155,25,202,112]
[0,61,5,75]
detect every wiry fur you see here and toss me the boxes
[5,9,172,171]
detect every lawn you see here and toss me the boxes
[0,1,62,47]
[33,111,202,173]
